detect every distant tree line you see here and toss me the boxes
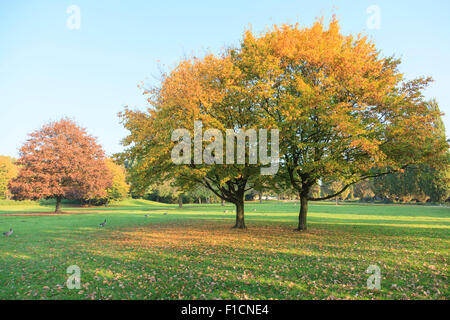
[2,147,447,207]
[242,164,449,204]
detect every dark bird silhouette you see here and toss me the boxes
[99,219,107,227]
[3,228,13,237]
[144,214,149,217]
[163,212,168,215]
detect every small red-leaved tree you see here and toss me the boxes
[9,118,112,212]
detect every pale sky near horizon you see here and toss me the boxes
[1,0,449,158]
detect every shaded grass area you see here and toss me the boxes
[0,199,448,300]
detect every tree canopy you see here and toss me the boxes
[234,18,449,229]
[0,156,18,199]
[119,54,270,228]
[9,118,112,212]
[105,158,130,203]
[119,18,448,230]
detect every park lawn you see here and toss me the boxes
[0,199,448,300]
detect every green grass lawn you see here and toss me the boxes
[0,199,448,300]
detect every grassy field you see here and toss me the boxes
[0,199,448,300]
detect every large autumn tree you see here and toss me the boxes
[9,119,112,212]
[236,18,449,230]
[119,54,272,228]
[120,18,447,230]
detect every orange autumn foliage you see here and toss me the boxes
[9,119,112,212]
[120,54,262,229]
[120,17,448,231]
[236,17,448,230]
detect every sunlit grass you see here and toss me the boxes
[0,199,448,300]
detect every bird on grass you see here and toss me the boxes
[144,214,149,217]
[99,219,107,227]
[3,228,13,237]
[163,212,168,215]
[253,209,257,212]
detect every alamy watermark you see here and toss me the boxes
[366,265,381,290]
[366,5,381,30]
[171,121,279,175]
[66,5,81,30]
[67,265,81,289]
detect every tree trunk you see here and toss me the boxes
[259,191,262,204]
[178,194,183,208]
[55,196,62,213]
[221,199,224,206]
[297,194,308,231]
[233,200,246,229]
[335,197,338,205]
[198,197,202,204]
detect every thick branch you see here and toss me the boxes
[309,165,409,201]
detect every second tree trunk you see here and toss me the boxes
[234,200,246,229]
[297,195,308,231]
[55,196,62,213]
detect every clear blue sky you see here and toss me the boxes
[1,0,449,157]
